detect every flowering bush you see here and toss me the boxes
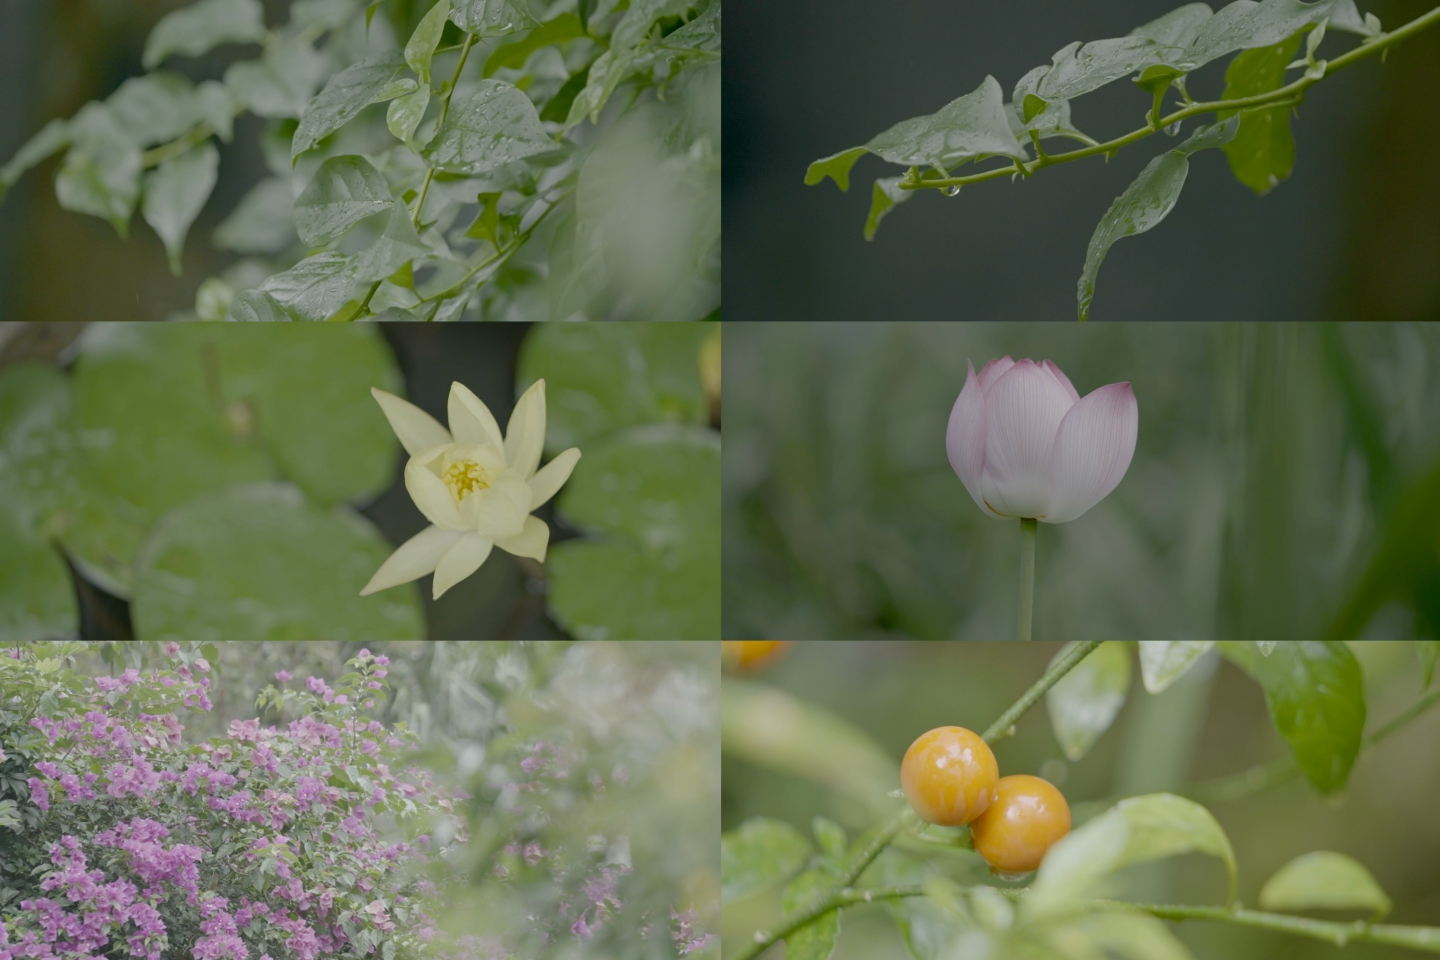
[0,644,457,960]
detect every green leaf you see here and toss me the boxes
[547,424,718,641]
[812,817,848,862]
[483,14,585,77]
[223,288,293,322]
[1256,640,1278,655]
[864,177,912,241]
[1190,0,1366,63]
[386,86,432,146]
[781,868,841,960]
[106,72,201,147]
[142,142,220,275]
[540,64,590,123]
[293,0,362,29]
[449,0,536,37]
[463,192,502,243]
[225,38,328,120]
[132,483,423,642]
[1129,3,1215,46]
[1011,67,1087,142]
[348,203,430,283]
[260,252,360,321]
[1022,93,1049,123]
[292,155,394,246]
[0,119,70,201]
[1037,36,1182,102]
[1250,641,1365,794]
[213,177,297,253]
[292,51,408,157]
[804,147,867,192]
[865,75,1025,171]
[405,0,451,83]
[1076,115,1238,320]
[1057,914,1198,960]
[1138,641,1215,693]
[1259,851,1392,917]
[1419,641,1439,688]
[721,818,813,903]
[1218,31,1305,194]
[143,0,266,69]
[1135,63,1187,95]
[1047,640,1132,761]
[424,79,555,176]
[517,321,711,450]
[55,103,142,238]
[194,80,237,141]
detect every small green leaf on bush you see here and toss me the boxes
[143,0,266,69]
[782,868,842,960]
[1260,851,1392,917]
[424,79,555,176]
[293,155,394,247]
[225,37,328,120]
[1138,640,1215,693]
[261,252,360,321]
[214,178,298,253]
[405,0,451,83]
[449,0,536,38]
[1134,63,1186,95]
[224,289,294,323]
[55,103,142,238]
[348,203,430,283]
[483,14,586,77]
[1046,640,1132,761]
[1111,793,1238,898]
[1022,93,1049,123]
[1252,640,1365,795]
[292,52,408,157]
[1219,32,1305,195]
[721,818,813,903]
[132,482,423,642]
[0,119,70,201]
[142,142,220,274]
[387,86,432,146]
[864,177,912,241]
[803,147,866,192]
[107,72,203,147]
[813,817,848,862]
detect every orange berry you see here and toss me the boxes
[969,774,1071,874]
[900,726,999,826]
[722,641,794,672]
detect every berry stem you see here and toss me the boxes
[981,641,1103,744]
[1017,518,1037,640]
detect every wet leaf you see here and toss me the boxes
[1219,32,1305,194]
[1260,851,1392,917]
[1138,640,1215,693]
[292,51,408,156]
[449,0,536,37]
[722,818,812,903]
[260,252,359,321]
[142,142,220,274]
[143,0,266,69]
[292,155,394,246]
[1047,640,1132,760]
[405,0,451,83]
[1250,640,1365,794]
[423,79,555,176]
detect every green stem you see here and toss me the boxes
[412,32,477,229]
[900,3,1440,193]
[1017,518,1037,640]
[729,642,1106,960]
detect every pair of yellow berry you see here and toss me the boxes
[901,726,1071,874]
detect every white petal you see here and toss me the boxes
[980,359,1076,519]
[371,388,451,456]
[432,532,493,599]
[447,382,504,451]
[976,355,1015,393]
[404,457,463,529]
[528,448,581,509]
[496,515,549,562]
[470,471,532,539]
[945,360,999,517]
[1044,382,1138,524]
[1042,360,1081,405]
[504,379,546,478]
[359,525,463,596]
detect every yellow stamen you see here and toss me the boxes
[443,460,490,500]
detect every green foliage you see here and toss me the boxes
[1242,640,1366,794]
[1138,640,1216,693]
[292,154,395,245]
[1046,640,1132,761]
[132,482,424,640]
[520,322,718,639]
[1220,32,1306,194]
[1260,851,1393,918]
[0,0,720,322]
[721,818,814,903]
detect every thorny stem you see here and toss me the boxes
[729,642,1106,960]
[1017,518,1037,640]
[900,4,1440,193]
[412,32,477,230]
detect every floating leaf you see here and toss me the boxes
[292,155,394,246]
[292,52,408,157]
[1260,851,1392,917]
[1251,640,1365,794]
[143,0,266,69]
[1219,31,1305,194]
[722,819,813,903]
[423,79,555,176]
[1077,115,1238,320]
[142,142,220,275]
[1047,640,1132,761]
[1138,640,1215,693]
[132,483,423,642]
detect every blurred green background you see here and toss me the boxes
[721,640,1440,960]
[722,322,1440,642]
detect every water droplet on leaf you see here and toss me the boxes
[1165,121,1182,136]
[942,185,960,197]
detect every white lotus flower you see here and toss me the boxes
[361,380,581,600]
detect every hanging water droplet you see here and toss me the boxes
[942,185,960,197]
[1165,121,1183,136]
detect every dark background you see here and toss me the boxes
[721,0,1440,323]
[0,322,572,640]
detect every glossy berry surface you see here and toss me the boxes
[969,774,1071,874]
[722,641,794,671]
[900,726,999,826]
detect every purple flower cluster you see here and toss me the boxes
[0,648,456,960]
